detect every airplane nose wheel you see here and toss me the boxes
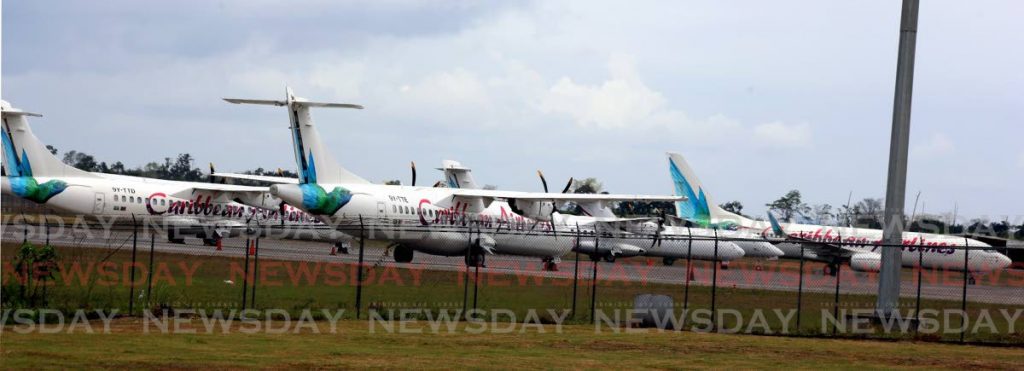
[542,258,559,271]
[334,241,349,255]
[465,253,485,267]
[464,240,486,267]
[662,257,676,266]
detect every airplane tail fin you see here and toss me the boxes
[224,87,369,185]
[2,101,96,179]
[767,211,786,236]
[666,152,747,228]
[438,160,479,189]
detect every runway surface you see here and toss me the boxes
[3,224,1022,306]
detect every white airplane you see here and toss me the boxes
[438,159,749,265]
[666,152,1012,278]
[0,100,350,248]
[217,87,734,270]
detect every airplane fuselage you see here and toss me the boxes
[2,174,342,241]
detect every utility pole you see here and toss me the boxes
[877,0,920,318]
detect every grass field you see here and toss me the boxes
[2,318,1023,369]
[3,240,1024,345]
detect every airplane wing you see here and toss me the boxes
[210,171,300,184]
[590,216,657,223]
[223,98,363,109]
[447,188,684,202]
[165,182,270,200]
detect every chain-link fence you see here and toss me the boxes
[2,214,1021,345]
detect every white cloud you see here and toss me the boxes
[7,0,1020,218]
[752,121,812,148]
[912,132,955,157]
[540,57,665,129]
[537,55,810,149]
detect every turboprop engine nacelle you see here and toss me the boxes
[849,252,882,272]
[510,199,555,221]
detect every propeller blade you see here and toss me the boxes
[276,168,284,176]
[432,180,443,188]
[411,161,417,187]
[650,211,666,248]
[561,177,574,193]
[537,170,549,193]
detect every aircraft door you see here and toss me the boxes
[93,193,106,214]
[377,201,387,219]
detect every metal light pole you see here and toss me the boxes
[877,0,920,318]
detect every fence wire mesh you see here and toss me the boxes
[2,214,1022,344]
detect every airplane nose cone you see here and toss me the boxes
[617,243,646,257]
[998,254,1013,270]
[764,243,785,258]
[269,184,305,208]
[722,242,746,261]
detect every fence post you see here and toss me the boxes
[832,259,841,336]
[146,232,155,309]
[356,216,366,320]
[682,226,694,330]
[571,224,580,320]
[462,228,471,318]
[590,228,599,324]
[128,221,138,315]
[472,229,482,315]
[45,222,50,246]
[960,237,969,343]
[797,244,805,333]
[914,237,923,335]
[251,237,260,309]
[710,228,719,331]
[241,237,250,311]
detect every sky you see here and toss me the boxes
[2,0,1022,223]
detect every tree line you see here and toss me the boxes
[732,189,1023,240]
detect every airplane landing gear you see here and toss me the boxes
[967,274,977,285]
[393,244,414,263]
[167,230,185,244]
[720,261,730,270]
[202,237,221,247]
[543,258,559,271]
[465,252,485,267]
[334,241,350,255]
[824,263,839,276]
[663,257,676,266]
[603,254,617,263]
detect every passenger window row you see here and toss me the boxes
[390,204,438,218]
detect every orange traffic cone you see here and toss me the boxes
[216,239,223,251]
[330,245,337,256]
[248,241,256,255]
